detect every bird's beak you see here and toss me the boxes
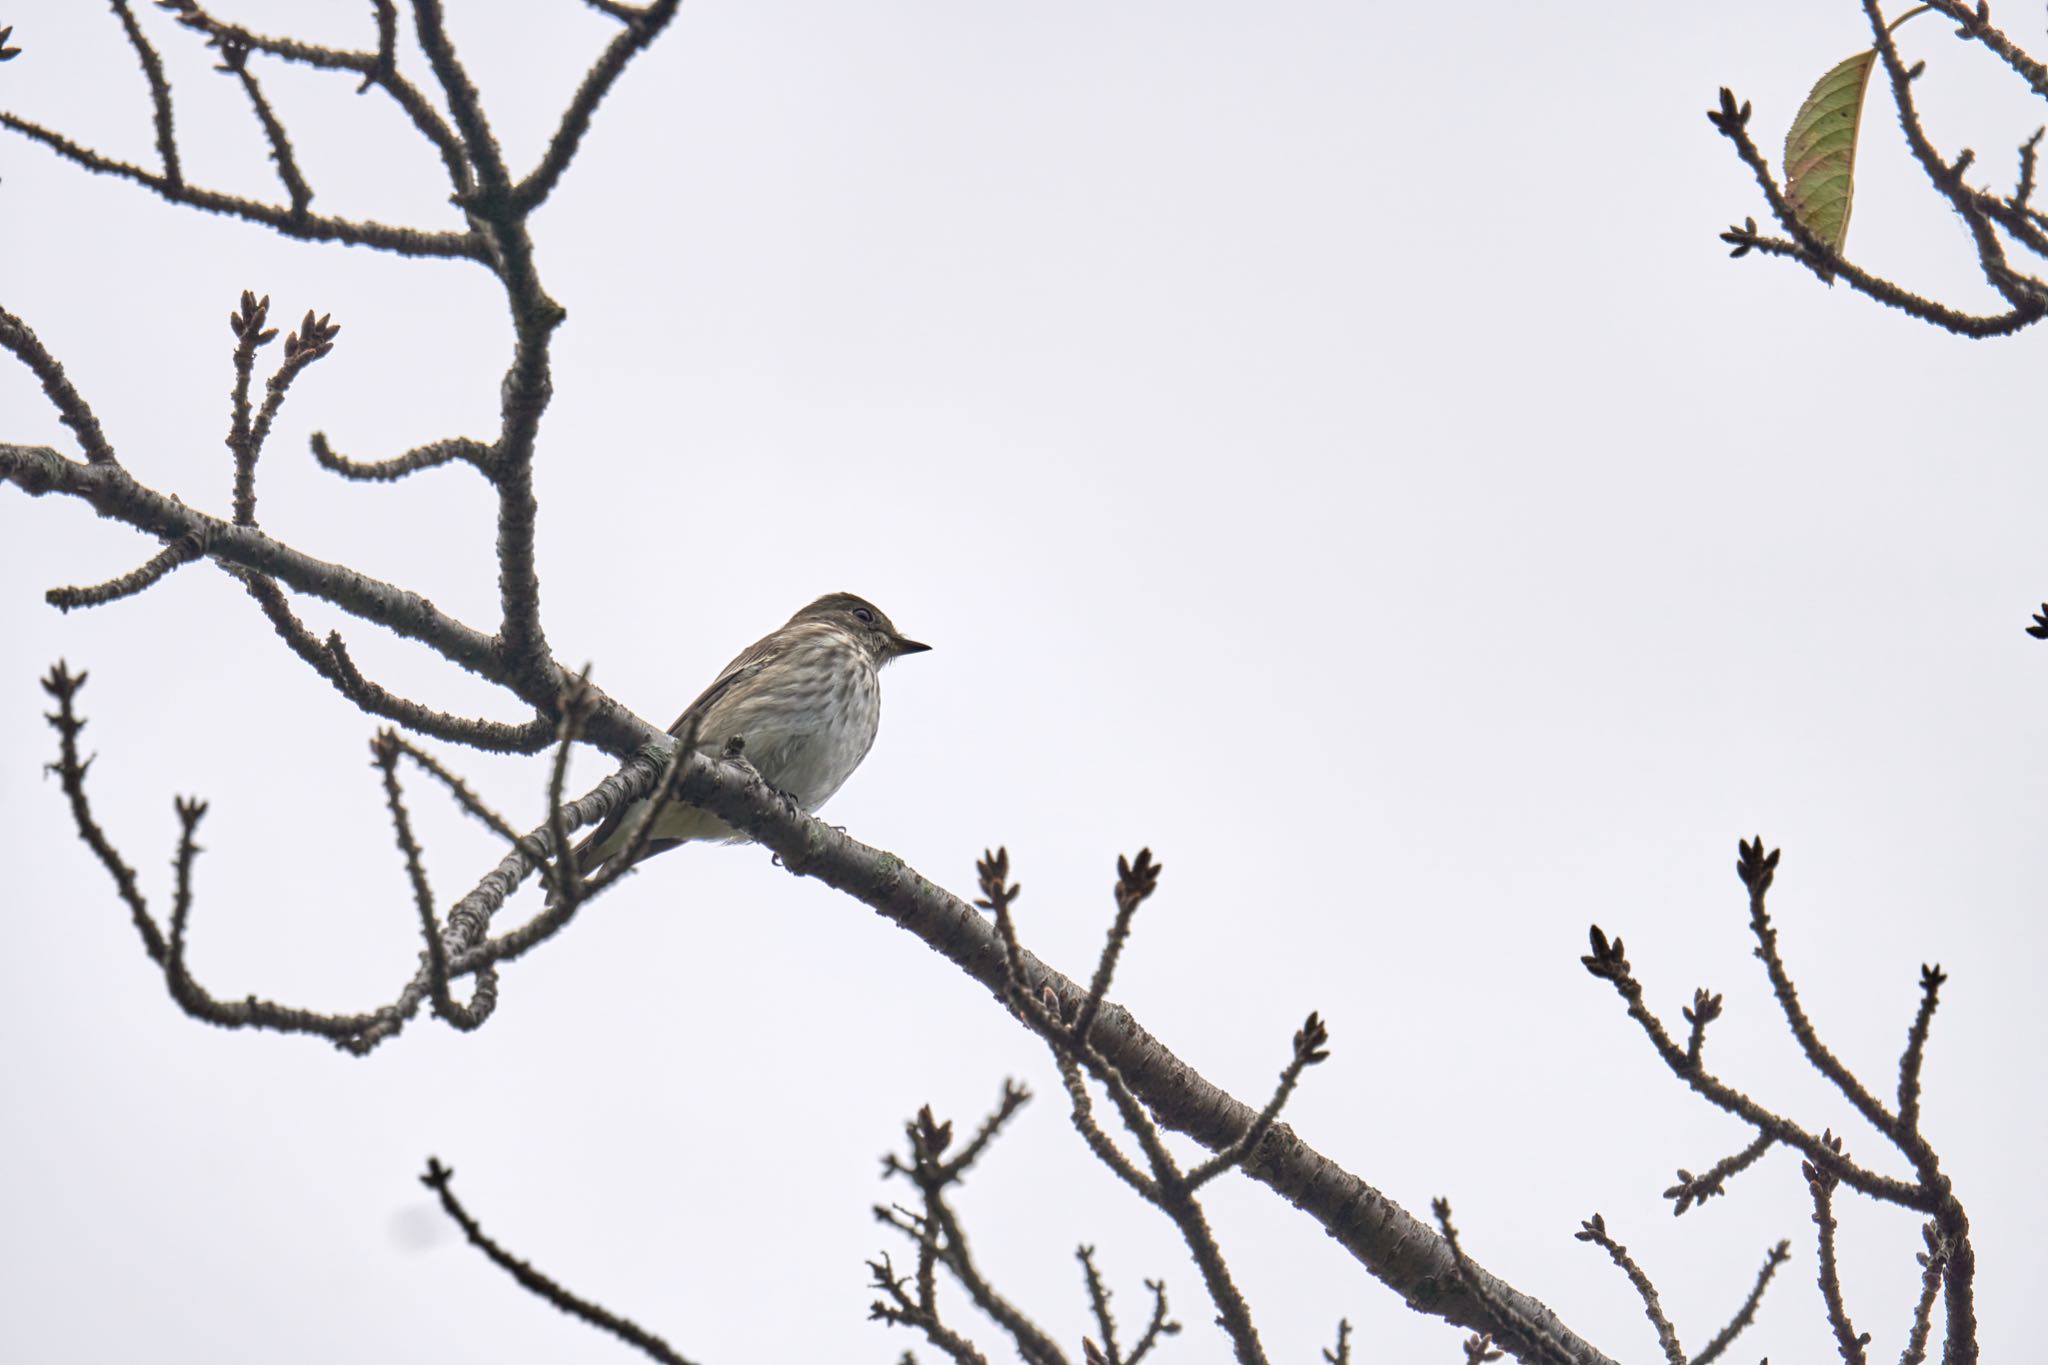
[893,637,932,657]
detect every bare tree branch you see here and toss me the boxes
[0,306,118,464]
[420,1157,698,1365]
[1803,1136,1871,1365]
[1432,1201,1579,1365]
[873,1092,1070,1365]
[1899,1220,1950,1365]
[1572,1215,1684,1365]
[1586,839,1977,1365]
[109,0,180,186]
[1662,1129,1775,1217]
[1691,1240,1791,1365]
[1709,0,2048,336]
[984,848,1286,1365]
[515,0,683,211]
[0,109,477,255]
[155,0,471,189]
[45,532,205,612]
[215,35,314,218]
[236,570,555,754]
[309,431,492,482]
[5,12,1850,1363]
[40,662,163,962]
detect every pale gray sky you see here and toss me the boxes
[3,2,2044,1362]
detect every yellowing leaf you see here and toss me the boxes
[1783,50,1877,257]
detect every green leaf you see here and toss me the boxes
[1782,49,1877,259]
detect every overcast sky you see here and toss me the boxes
[3,2,2045,1362]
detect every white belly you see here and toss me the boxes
[620,645,882,852]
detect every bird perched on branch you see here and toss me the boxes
[570,592,930,881]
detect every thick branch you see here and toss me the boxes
[633,760,1622,1364]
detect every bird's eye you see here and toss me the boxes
[854,607,875,624]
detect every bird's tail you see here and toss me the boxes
[541,802,730,907]
[542,822,620,908]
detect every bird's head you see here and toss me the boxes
[792,592,931,664]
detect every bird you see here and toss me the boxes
[567,592,929,883]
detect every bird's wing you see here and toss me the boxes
[568,640,788,876]
[664,634,790,738]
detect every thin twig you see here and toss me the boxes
[579,713,702,897]
[46,533,205,611]
[1581,916,1927,1210]
[1071,849,1161,1047]
[938,1078,1032,1181]
[237,570,555,753]
[515,0,683,211]
[0,112,477,257]
[217,37,313,216]
[541,670,596,912]
[1691,1240,1791,1365]
[1126,1279,1178,1364]
[382,733,529,847]
[1899,1221,1948,1365]
[1432,1201,1576,1365]
[0,307,119,464]
[325,629,555,752]
[226,290,277,526]
[1187,1012,1329,1189]
[868,1252,995,1365]
[1804,1138,1871,1365]
[1857,0,2040,312]
[40,663,163,962]
[1079,1246,1121,1365]
[989,851,1271,1365]
[370,731,465,1026]
[1707,90,2045,337]
[1573,1214,1684,1365]
[1918,0,2048,100]
[1663,1129,1775,1216]
[109,0,181,186]
[310,430,492,481]
[155,0,471,189]
[1895,964,1946,1136]
[247,309,341,489]
[420,1158,698,1365]
[874,1093,1070,1365]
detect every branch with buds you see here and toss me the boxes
[1708,1,2048,339]
[1582,838,1973,1365]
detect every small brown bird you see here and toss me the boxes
[571,592,929,880]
